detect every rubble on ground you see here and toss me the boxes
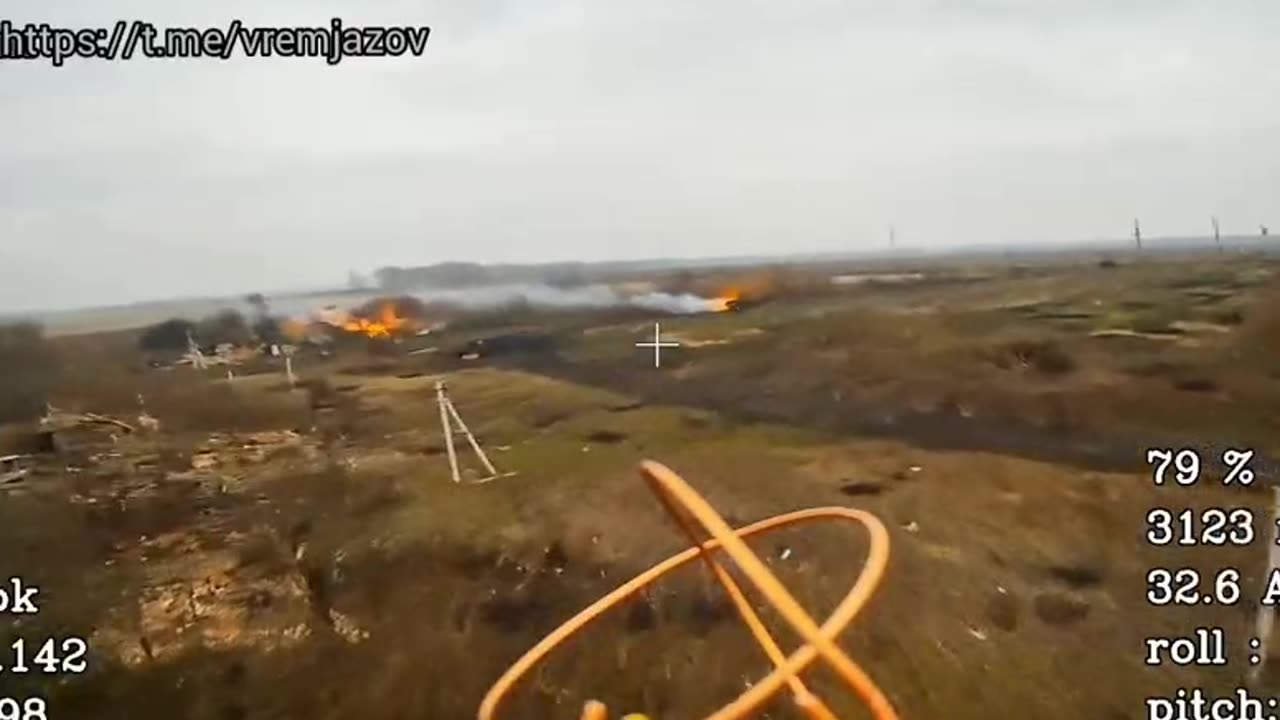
[92,527,317,666]
[0,454,31,486]
[40,406,137,434]
[186,430,317,472]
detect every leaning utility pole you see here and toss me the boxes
[434,380,512,484]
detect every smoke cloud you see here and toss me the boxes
[407,283,724,315]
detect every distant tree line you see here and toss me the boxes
[137,293,285,353]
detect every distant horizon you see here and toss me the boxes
[10,231,1275,319]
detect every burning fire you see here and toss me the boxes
[315,301,416,339]
[708,289,743,313]
[341,302,412,338]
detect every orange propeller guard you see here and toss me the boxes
[478,459,899,720]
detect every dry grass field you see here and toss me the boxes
[2,253,1279,719]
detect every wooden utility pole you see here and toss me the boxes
[434,380,512,484]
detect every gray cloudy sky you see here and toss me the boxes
[2,1,1277,311]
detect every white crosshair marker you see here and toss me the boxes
[634,322,681,368]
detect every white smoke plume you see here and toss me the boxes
[628,291,725,314]
[407,283,725,315]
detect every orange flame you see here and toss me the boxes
[343,302,412,338]
[709,289,743,312]
[317,302,415,339]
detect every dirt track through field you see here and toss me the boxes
[479,353,1152,474]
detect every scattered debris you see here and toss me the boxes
[191,451,218,470]
[41,406,137,434]
[182,430,317,476]
[93,531,317,668]
[0,455,31,485]
[328,610,370,644]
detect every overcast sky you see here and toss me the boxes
[2,1,1277,311]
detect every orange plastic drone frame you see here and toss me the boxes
[478,460,899,720]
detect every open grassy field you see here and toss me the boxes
[2,253,1280,719]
